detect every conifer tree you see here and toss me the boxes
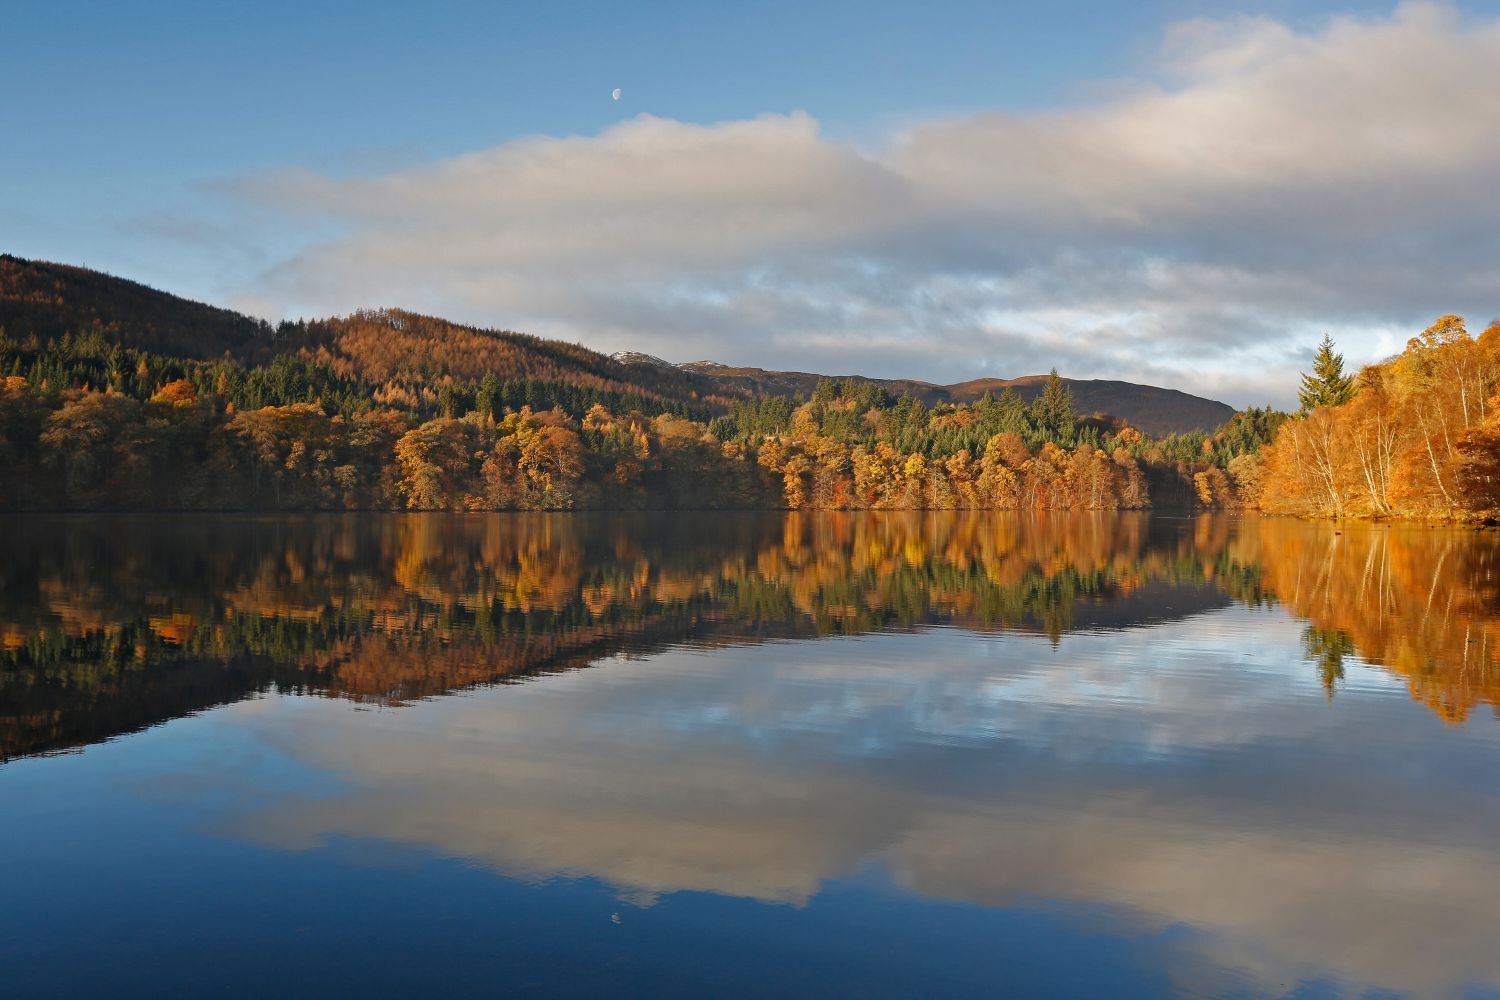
[995,385,1027,435]
[1031,369,1075,444]
[1298,335,1356,412]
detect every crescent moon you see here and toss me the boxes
[611,88,621,101]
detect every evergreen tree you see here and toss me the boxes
[996,386,1028,435]
[1031,369,1075,444]
[1298,335,1356,412]
[476,372,499,419]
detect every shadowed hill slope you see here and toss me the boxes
[0,254,273,359]
[948,376,1235,437]
[675,363,1235,435]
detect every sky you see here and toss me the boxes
[3,0,1498,408]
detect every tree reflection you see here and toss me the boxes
[1240,518,1500,722]
[1,512,1497,758]
[1303,626,1355,698]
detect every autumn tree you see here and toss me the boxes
[40,390,146,507]
[1457,411,1500,512]
[395,417,483,510]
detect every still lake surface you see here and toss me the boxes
[2,511,1499,998]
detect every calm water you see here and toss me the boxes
[2,512,1499,998]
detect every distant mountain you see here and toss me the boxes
[945,376,1235,437]
[671,363,1235,436]
[1,255,1235,434]
[675,362,941,404]
[609,351,677,370]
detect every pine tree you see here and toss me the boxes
[476,372,499,419]
[1031,369,1075,444]
[1298,335,1356,412]
[995,386,1028,435]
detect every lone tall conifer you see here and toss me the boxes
[1298,335,1356,412]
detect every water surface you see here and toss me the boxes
[3,512,1499,997]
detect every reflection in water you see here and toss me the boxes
[2,512,1500,997]
[3,512,1496,759]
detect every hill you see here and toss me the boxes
[674,363,1234,436]
[0,256,732,411]
[676,361,941,403]
[0,254,274,359]
[297,310,731,408]
[946,376,1235,437]
[0,255,1234,434]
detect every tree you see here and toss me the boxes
[1457,416,1500,511]
[1030,370,1075,445]
[40,391,146,507]
[475,373,500,420]
[394,417,482,509]
[1298,335,1356,412]
[225,403,339,508]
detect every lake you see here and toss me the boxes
[2,511,1499,998]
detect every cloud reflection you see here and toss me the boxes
[227,614,1500,997]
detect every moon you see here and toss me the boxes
[611,88,621,101]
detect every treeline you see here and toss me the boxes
[2,327,713,422]
[0,327,1278,510]
[0,254,1302,512]
[1242,319,1500,520]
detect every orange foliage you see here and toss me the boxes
[1259,316,1500,519]
[3,512,1498,762]
[149,379,199,407]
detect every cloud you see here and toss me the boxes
[220,618,1500,997]
[235,3,1500,407]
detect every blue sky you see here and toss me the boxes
[3,1,1495,405]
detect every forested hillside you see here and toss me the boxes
[296,310,735,411]
[0,254,273,359]
[0,253,1312,514]
[0,256,736,416]
[675,362,941,408]
[0,254,1236,430]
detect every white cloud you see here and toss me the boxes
[235,2,1500,408]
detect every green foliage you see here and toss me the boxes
[1298,335,1357,412]
[1211,406,1289,461]
[1030,370,1076,447]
